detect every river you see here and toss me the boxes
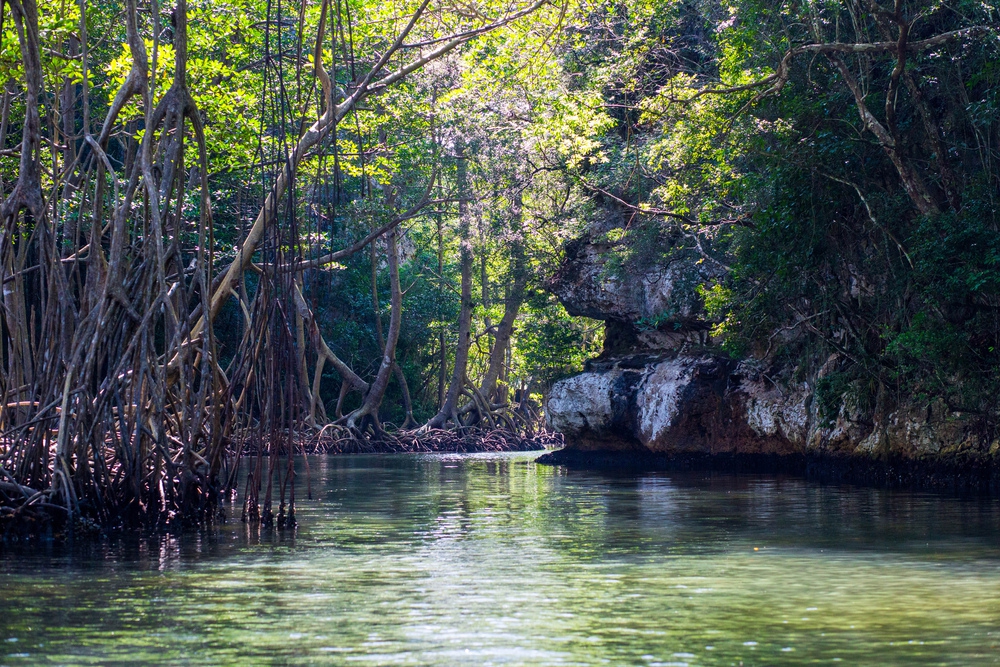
[2,452,999,665]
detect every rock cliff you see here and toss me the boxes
[549,235,724,325]
[542,235,995,476]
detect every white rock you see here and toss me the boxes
[636,359,695,443]
[546,371,616,435]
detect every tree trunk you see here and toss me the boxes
[0,82,10,197]
[479,241,528,404]
[435,169,446,409]
[368,229,416,428]
[1,0,45,222]
[427,142,472,428]
[347,227,404,430]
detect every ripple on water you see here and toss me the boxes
[1,452,1000,665]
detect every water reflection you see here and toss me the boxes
[2,452,1000,665]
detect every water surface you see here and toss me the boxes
[2,452,1000,665]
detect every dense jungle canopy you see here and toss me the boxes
[0,0,997,530]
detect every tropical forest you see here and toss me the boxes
[1,0,1000,663]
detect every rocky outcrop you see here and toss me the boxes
[546,352,751,453]
[542,234,996,475]
[545,351,990,463]
[549,235,724,326]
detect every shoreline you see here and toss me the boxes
[293,427,560,455]
[535,447,1000,495]
[1,430,560,540]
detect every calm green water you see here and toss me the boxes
[2,452,1000,665]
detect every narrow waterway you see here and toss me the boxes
[2,452,1000,665]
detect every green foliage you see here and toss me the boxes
[527,0,1000,432]
[6,0,999,431]
[685,0,1000,425]
[513,295,604,386]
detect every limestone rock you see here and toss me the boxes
[545,351,982,460]
[548,236,723,325]
[544,233,987,465]
[546,353,746,453]
[545,371,617,437]
[740,375,811,446]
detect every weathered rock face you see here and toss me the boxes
[545,351,986,461]
[549,235,724,326]
[547,352,753,453]
[544,234,988,465]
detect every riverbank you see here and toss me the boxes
[542,213,1000,499]
[536,447,1000,494]
[1,429,562,540]
[300,427,560,454]
[541,349,1000,496]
